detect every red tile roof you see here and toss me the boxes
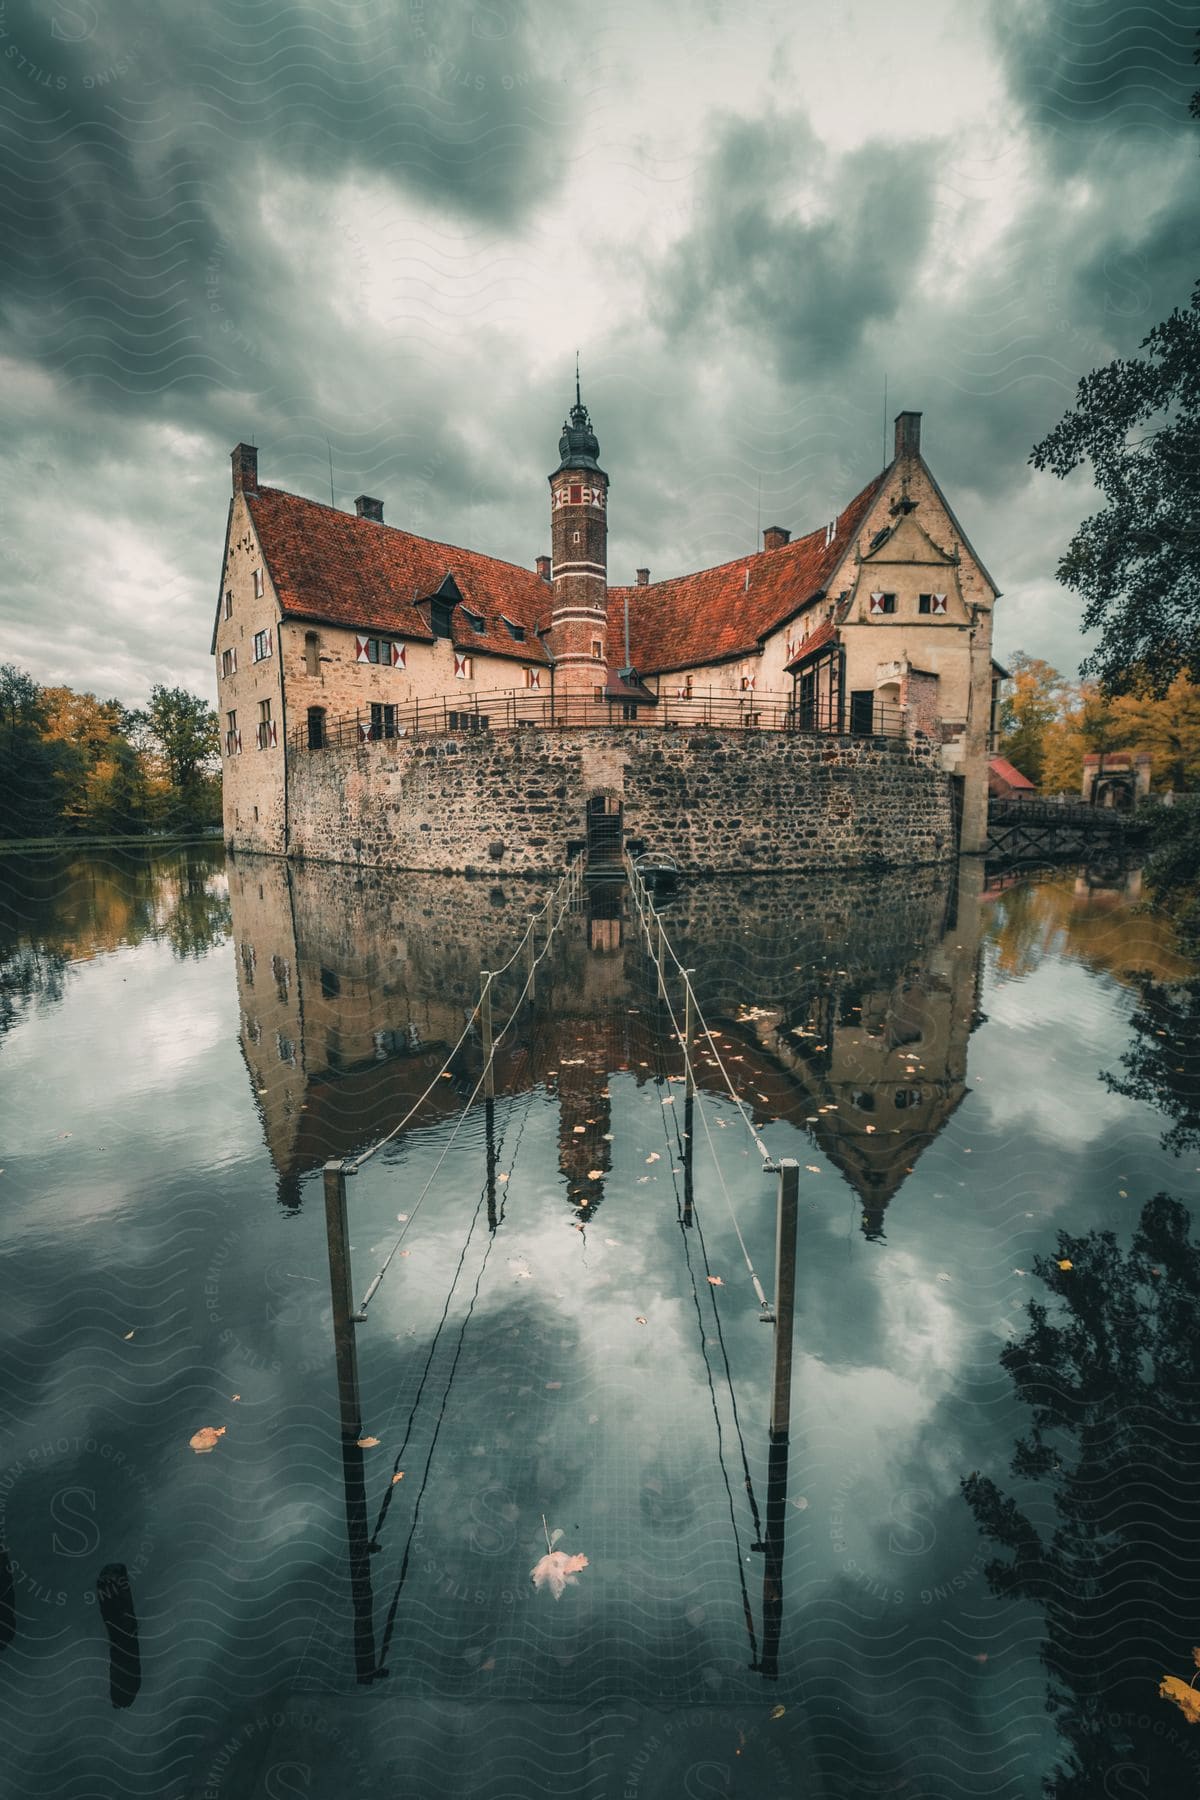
[785,616,839,670]
[246,486,552,664]
[988,756,1036,790]
[608,472,884,676]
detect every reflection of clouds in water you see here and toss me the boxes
[973,956,1132,1151]
[2,939,233,1123]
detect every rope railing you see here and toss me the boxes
[624,849,777,1318]
[343,855,583,1179]
[287,686,908,752]
[347,853,585,1318]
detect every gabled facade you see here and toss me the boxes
[213,402,998,857]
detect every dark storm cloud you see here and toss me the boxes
[990,0,1198,157]
[661,111,938,379]
[0,0,569,401]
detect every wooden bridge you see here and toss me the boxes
[986,796,1148,863]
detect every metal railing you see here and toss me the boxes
[288,686,907,751]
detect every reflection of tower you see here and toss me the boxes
[556,1039,614,1218]
[548,366,608,696]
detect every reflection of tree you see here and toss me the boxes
[963,1197,1200,1798]
[986,869,1192,987]
[0,944,70,1041]
[1103,974,1200,1156]
[161,855,232,960]
[0,847,230,1045]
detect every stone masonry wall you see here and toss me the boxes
[284,726,955,873]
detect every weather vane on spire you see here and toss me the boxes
[575,350,581,411]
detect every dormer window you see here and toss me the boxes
[430,599,454,639]
[462,608,486,633]
[502,617,525,642]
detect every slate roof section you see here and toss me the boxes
[609,471,884,676]
[245,486,552,664]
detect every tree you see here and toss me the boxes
[0,665,81,840]
[998,652,1070,787]
[41,687,146,832]
[145,687,220,828]
[1112,675,1200,793]
[1030,283,1200,697]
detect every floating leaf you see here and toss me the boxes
[646,1153,660,1164]
[1160,1674,1200,1725]
[122,1331,135,1341]
[635,1315,647,1325]
[391,1472,405,1485]
[497,1173,509,1183]
[707,1275,724,1287]
[530,1550,589,1599]
[573,1125,586,1135]
[771,1705,786,1720]
[357,1435,381,1448]
[588,1169,603,1180]
[1058,1259,1074,1272]
[806,1165,820,1174]
[662,1097,674,1106]
[189,1426,226,1455]
[936,1272,952,1283]
[230,1393,241,1402]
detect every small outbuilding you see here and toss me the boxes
[988,756,1037,801]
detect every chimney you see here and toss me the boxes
[762,525,790,552]
[354,495,384,522]
[636,567,649,586]
[894,411,922,459]
[535,554,551,581]
[231,442,258,495]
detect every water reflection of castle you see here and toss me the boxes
[228,856,986,1237]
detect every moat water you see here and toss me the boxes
[0,845,1197,1799]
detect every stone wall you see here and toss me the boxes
[284,726,955,873]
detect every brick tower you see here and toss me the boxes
[548,367,608,696]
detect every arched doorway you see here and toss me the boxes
[586,794,623,872]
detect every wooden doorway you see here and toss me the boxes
[586,794,624,872]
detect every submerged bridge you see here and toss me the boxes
[309,853,799,1703]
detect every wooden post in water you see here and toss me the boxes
[480,973,495,1101]
[485,1095,498,1232]
[322,1158,378,1682]
[770,1159,799,1438]
[683,972,695,1099]
[754,1157,800,1679]
[323,1159,363,1441]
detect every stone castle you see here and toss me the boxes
[213,393,1000,871]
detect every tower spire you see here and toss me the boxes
[576,349,581,411]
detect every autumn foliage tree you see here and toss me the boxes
[0,665,218,839]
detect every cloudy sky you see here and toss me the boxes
[0,0,1196,707]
